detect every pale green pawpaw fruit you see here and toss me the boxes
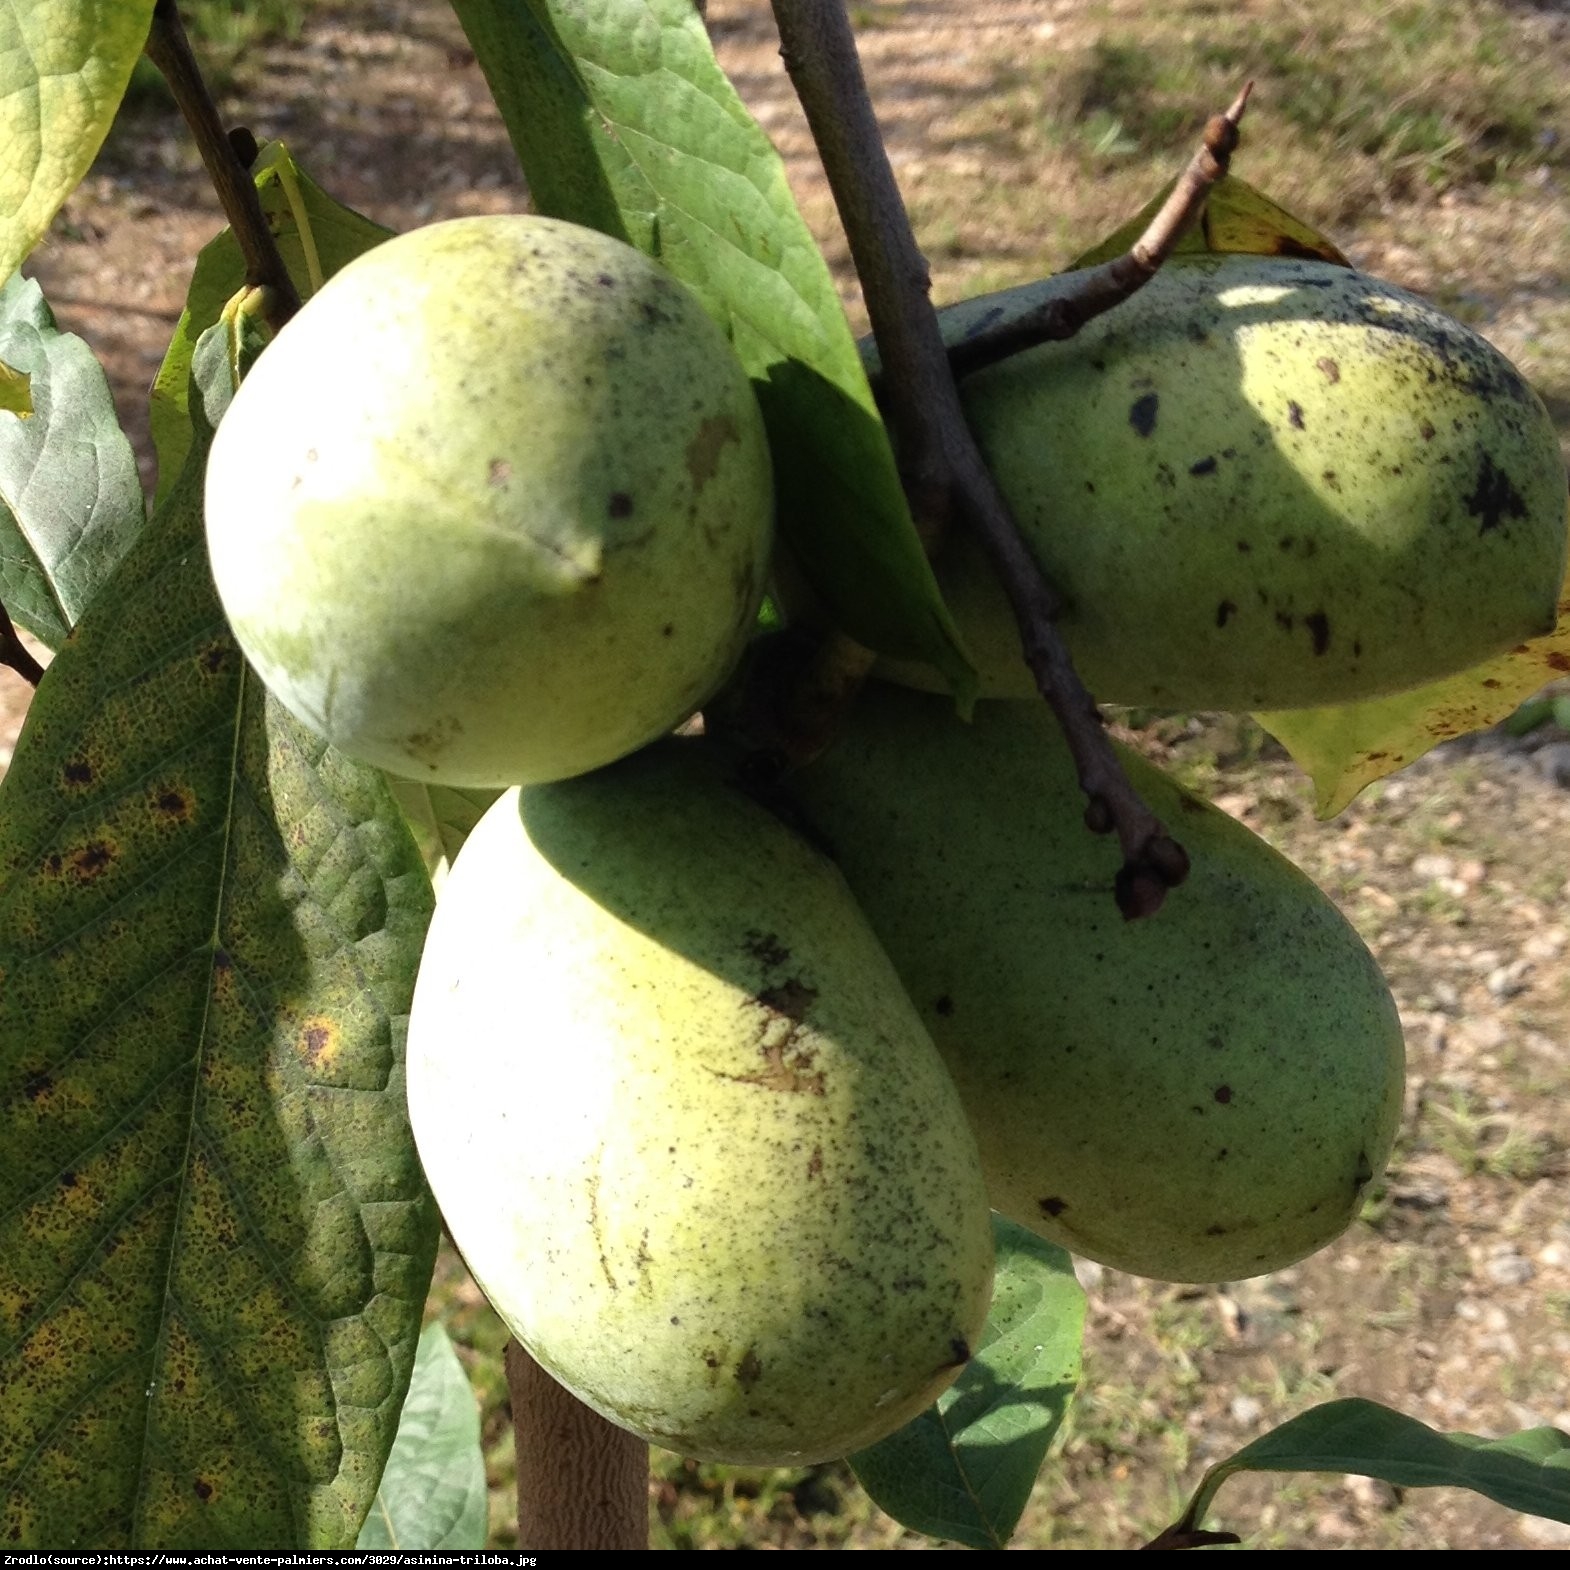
[879,256,1568,710]
[791,687,1406,1283]
[407,740,994,1464]
[206,215,774,786]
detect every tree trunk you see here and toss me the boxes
[507,1340,649,1550]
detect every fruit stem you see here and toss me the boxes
[0,599,43,687]
[768,0,1188,915]
[944,85,1253,382]
[144,1,302,331]
[506,1340,649,1550]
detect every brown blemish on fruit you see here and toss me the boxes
[685,414,740,491]
[1215,600,1237,628]
[1129,392,1159,436]
[1316,356,1341,384]
[608,491,634,518]
[23,1070,53,1101]
[62,759,94,787]
[736,1347,763,1391]
[742,930,790,969]
[1305,611,1331,656]
[1214,1085,1233,1104]
[721,978,826,1094]
[1465,453,1527,534]
[488,458,512,485]
[1420,419,1436,441]
[1205,1223,1228,1236]
[1322,469,1341,492]
[807,1146,822,1179]
[1275,611,1295,633]
[193,1478,213,1501]
[1038,1196,1068,1217]
[1545,651,1570,673]
[1287,400,1305,429]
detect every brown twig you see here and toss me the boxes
[0,600,44,687]
[768,0,1189,916]
[947,85,1253,382]
[144,0,301,330]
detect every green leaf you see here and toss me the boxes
[0,270,144,647]
[357,1322,487,1551]
[387,780,500,886]
[149,142,391,502]
[0,1,157,286]
[1258,568,1570,816]
[0,324,438,1548]
[452,0,975,702]
[849,1218,1085,1548]
[1167,1398,1570,1545]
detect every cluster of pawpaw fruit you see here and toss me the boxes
[204,212,1568,1466]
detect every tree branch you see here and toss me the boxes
[0,599,43,687]
[144,0,301,329]
[768,0,1191,916]
[947,85,1253,382]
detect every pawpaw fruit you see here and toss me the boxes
[877,256,1567,709]
[407,740,994,1463]
[206,214,773,786]
[791,687,1406,1282]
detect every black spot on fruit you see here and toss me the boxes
[947,1337,971,1366]
[1038,1196,1068,1217]
[23,1070,53,1101]
[743,930,790,969]
[608,491,634,518]
[1215,600,1237,628]
[934,994,955,1017]
[62,759,93,787]
[1189,455,1218,476]
[1465,453,1528,534]
[1129,392,1159,436]
[1213,1085,1233,1104]
[193,1478,213,1501]
[1287,400,1305,430]
[736,1348,763,1390]
[1305,611,1331,656]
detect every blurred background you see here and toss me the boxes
[15,0,1570,1548]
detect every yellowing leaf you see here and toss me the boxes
[0,353,30,413]
[1259,553,1570,817]
[0,1,157,280]
[1066,174,1351,271]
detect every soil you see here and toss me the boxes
[10,0,1570,1550]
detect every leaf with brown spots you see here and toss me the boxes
[0,325,436,1548]
[1258,561,1570,816]
[849,1218,1086,1549]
